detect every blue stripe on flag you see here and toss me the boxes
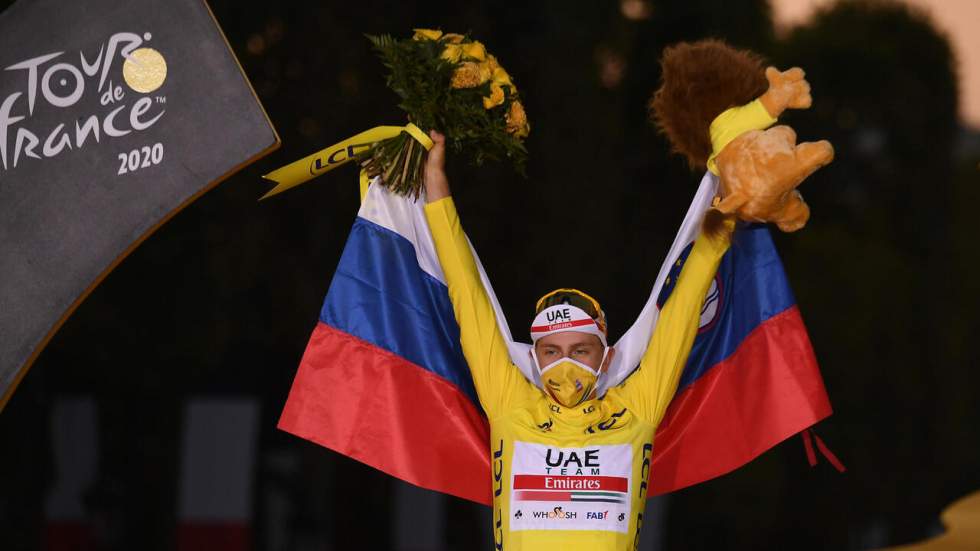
[668,224,798,390]
[320,217,479,405]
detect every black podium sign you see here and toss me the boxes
[0,0,280,407]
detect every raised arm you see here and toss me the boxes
[422,131,534,418]
[610,218,734,425]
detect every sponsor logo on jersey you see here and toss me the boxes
[530,506,577,520]
[587,408,628,434]
[509,442,632,534]
[493,439,505,550]
[632,443,653,550]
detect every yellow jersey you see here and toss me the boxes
[424,197,730,550]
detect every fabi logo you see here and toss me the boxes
[586,511,609,520]
[1,31,168,174]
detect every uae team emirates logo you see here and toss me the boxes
[513,449,628,505]
[510,442,632,533]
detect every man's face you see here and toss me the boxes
[533,331,613,373]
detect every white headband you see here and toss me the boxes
[530,304,607,347]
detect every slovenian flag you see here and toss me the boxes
[277,172,833,504]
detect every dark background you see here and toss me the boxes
[2,0,979,549]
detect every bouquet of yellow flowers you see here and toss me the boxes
[260,29,529,200]
[360,29,530,197]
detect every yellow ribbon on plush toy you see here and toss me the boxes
[261,123,434,200]
[706,98,777,175]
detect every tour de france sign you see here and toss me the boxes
[0,0,280,407]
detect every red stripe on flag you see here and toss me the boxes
[177,523,250,551]
[515,490,573,501]
[278,322,492,505]
[649,306,832,495]
[514,475,628,492]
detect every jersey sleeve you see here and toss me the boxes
[611,225,732,425]
[424,196,534,419]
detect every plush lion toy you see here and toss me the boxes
[649,39,834,233]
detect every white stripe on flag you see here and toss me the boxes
[359,177,447,285]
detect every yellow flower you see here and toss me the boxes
[451,61,492,88]
[486,55,500,72]
[506,100,529,137]
[442,33,465,44]
[483,83,505,109]
[441,44,464,63]
[462,41,487,61]
[492,66,512,88]
[412,28,442,41]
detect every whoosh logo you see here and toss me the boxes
[531,506,577,520]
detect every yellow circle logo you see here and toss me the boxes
[122,48,167,93]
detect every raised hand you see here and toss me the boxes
[423,130,450,203]
[759,66,812,118]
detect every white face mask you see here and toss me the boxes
[533,347,608,407]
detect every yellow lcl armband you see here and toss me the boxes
[706,98,777,175]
